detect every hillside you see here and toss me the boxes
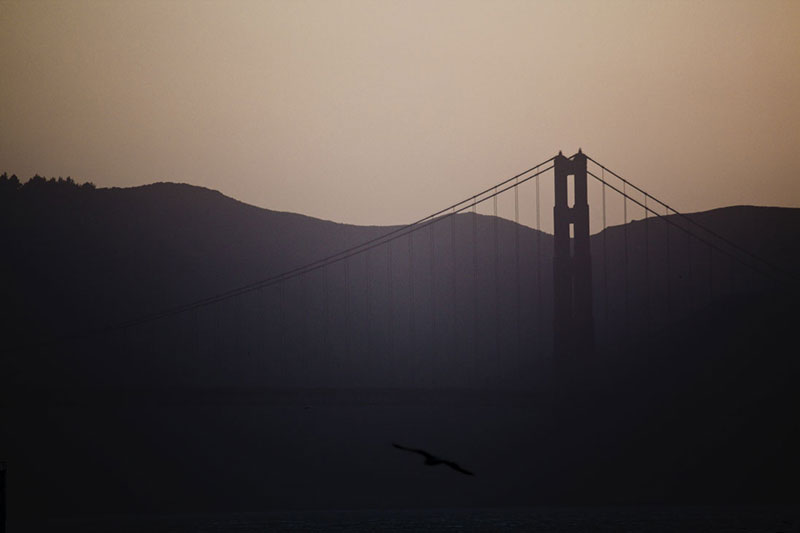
[1,181,800,517]
[1,182,799,390]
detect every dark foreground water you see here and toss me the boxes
[3,389,799,531]
[14,506,800,533]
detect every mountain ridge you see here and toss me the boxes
[2,180,798,391]
[2,179,799,515]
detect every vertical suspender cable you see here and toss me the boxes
[623,181,629,345]
[644,194,650,330]
[300,273,307,371]
[409,232,415,358]
[429,221,437,362]
[323,264,329,356]
[602,168,608,345]
[535,166,542,353]
[493,187,500,361]
[514,176,521,355]
[451,207,457,369]
[387,240,394,360]
[472,197,479,364]
[280,280,286,372]
[687,223,693,308]
[365,249,371,358]
[666,206,672,318]
[344,256,350,359]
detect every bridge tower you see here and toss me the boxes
[553,150,595,368]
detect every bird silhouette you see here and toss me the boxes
[392,443,475,476]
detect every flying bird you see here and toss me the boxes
[392,443,475,476]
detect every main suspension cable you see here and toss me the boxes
[31,162,555,349]
[587,156,796,284]
[587,169,789,286]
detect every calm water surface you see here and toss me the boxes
[16,506,800,533]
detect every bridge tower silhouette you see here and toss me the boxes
[553,150,594,368]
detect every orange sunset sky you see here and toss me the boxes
[1,0,799,226]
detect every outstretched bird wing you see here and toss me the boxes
[392,443,435,461]
[443,461,475,476]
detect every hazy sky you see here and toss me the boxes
[2,0,799,227]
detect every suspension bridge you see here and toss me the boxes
[14,150,794,391]
[4,149,800,519]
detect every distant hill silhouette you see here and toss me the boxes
[1,179,799,517]
[1,180,798,391]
